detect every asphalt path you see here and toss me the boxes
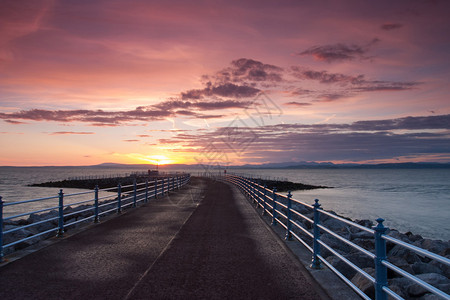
[0,178,329,299]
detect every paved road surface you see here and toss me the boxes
[0,178,329,299]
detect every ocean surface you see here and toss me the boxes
[0,166,449,241]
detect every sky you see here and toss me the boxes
[1,0,450,166]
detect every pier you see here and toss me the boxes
[1,173,449,300]
[0,177,328,299]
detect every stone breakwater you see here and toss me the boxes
[250,178,331,192]
[30,175,155,192]
[289,203,450,300]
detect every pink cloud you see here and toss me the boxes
[284,102,312,107]
[47,131,95,135]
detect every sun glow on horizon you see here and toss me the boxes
[122,153,178,165]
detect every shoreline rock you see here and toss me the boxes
[29,175,154,192]
[252,178,332,192]
[286,205,449,299]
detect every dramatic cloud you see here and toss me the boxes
[298,39,380,62]
[0,108,172,126]
[0,57,424,126]
[349,114,450,131]
[181,83,260,100]
[202,58,284,86]
[159,114,450,163]
[292,68,365,84]
[0,97,255,126]
[229,58,284,82]
[1,1,450,166]
[381,23,403,30]
[290,67,420,101]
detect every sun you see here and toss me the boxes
[122,153,175,165]
[145,155,173,165]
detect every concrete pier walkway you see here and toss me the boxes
[0,178,329,299]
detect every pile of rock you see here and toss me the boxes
[289,203,450,300]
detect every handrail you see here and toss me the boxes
[220,173,450,300]
[382,234,450,266]
[0,174,190,260]
[4,195,59,206]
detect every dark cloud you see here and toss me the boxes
[291,67,420,97]
[212,83,260,98]
[353,82,419,92]
[381,23,403,30]
[0,97,243,126]
[4,120,27,124]
[203,58,284,86]
[284,102,312,107]
[159,114,450,162]
[181,83,260,100]
[298,39,380,62]
[0,107,168,126]
[290,88,313,96]
[293,68,365,85]
[316,93,349,102]
[350,114,450,131]
[153,98,249,116]
[230,58,284,82]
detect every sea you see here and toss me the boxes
[0,166,449,241]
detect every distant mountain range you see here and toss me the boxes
[92,162,450,169]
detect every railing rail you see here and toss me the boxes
[217,174,450,300]
[0,174,190,261]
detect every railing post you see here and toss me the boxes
[154,178,158,198]
[117,183,122,213]
[255,180,261,208]
[94,185,99,223]
[271,187,277,226]
[0,196,4,262]
[162,178,165,196]
[172,177,175,191]
[145,179,149,203]
[374,218,389,300]
[285,191,292,240]
[311,199,321,269]
[262,184,267,216]
[57,189,64,236]
[133,179,137,207]
[252,180,256,203]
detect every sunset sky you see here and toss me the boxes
[1,0,450,166]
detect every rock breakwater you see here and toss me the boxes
[287,203,449,299]
[251,178,331,192]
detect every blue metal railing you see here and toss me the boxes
[0,174,190,261]
[220,174,450,300]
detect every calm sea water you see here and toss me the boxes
[1,166,449,241]
[232,168,450,241]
